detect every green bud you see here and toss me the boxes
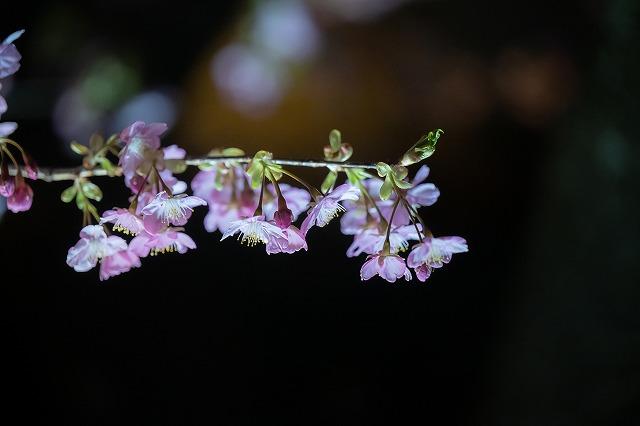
[60,185,77,203]
[329,129,342,152]
[379,176,394,201]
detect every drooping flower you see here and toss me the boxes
[100,207,145,235]
[99,249,141,281]
[118,121,167,183]
[129,226,197,257]
[407,236,468,281]
[66,225,128,272]
[0,30,24,79]
[266,225,307,254]
[6,175,32,212]
[360,253,412,283]
[140,191,207,233]
[301,184,360,235]
[347,225,420,257]
[221,215,285,247]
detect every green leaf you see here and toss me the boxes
[89,133,104,151]
[400,129,443,166]
[60,185,77,203]
[75,192,86,210]
[393,177,413,190]
[321,170,338,194]
[82,181,103,201]
[329,129,342,152]
[70,142,89,155]
[376,162,392,177]
[379,176,394,200]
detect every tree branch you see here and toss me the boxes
[6,155,378,182]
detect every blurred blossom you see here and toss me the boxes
[111,91,177,134]
[53,87,102,147]
[252,0,321,61]
[211,44,286,116]
[311,0,409,22]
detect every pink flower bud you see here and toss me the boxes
[274,207,293,229]
[7,177,33,212]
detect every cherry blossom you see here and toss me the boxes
[407,236,468,281]
[360,253,412,283]
[66,225,128,272]
[100,207,145,235]
[301,184,359,235]
[130,226,197,257]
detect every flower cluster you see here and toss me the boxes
[1,28,468,283]
[0,30,37,213]
[66,122,207,280]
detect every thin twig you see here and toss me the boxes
[5,155,378,182]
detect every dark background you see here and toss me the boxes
[2,1,639,424]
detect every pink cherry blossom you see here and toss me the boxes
[6,176,32,212]
[99,249,141,281]
[221,215,285,247]
[266,225,307,254]
[118,121,167,181]
[407,236,468,281]
[301,184,359,235]
[347,225,420,257]
[140,191,207,233]
[0,30,24,79]
[100,207,145,235]
[130,227,197,257]
[66,225,128,272]
[360,253,412,283]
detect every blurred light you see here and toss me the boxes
[111,91,177,134]
[0,197,6,221]
[252,0,321,61]
[211,44,286,116]
[495,49,576,127]
[312,0,408,22]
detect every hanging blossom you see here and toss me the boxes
[0,30,24,79]
[0,31,37,214]
[3,27,466,283]
[407,236,468,282]
[360,253,412,283]
[66,225,140,281]
[140,191,207,233]
[301,184,360,235]
[192,166,310,233]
